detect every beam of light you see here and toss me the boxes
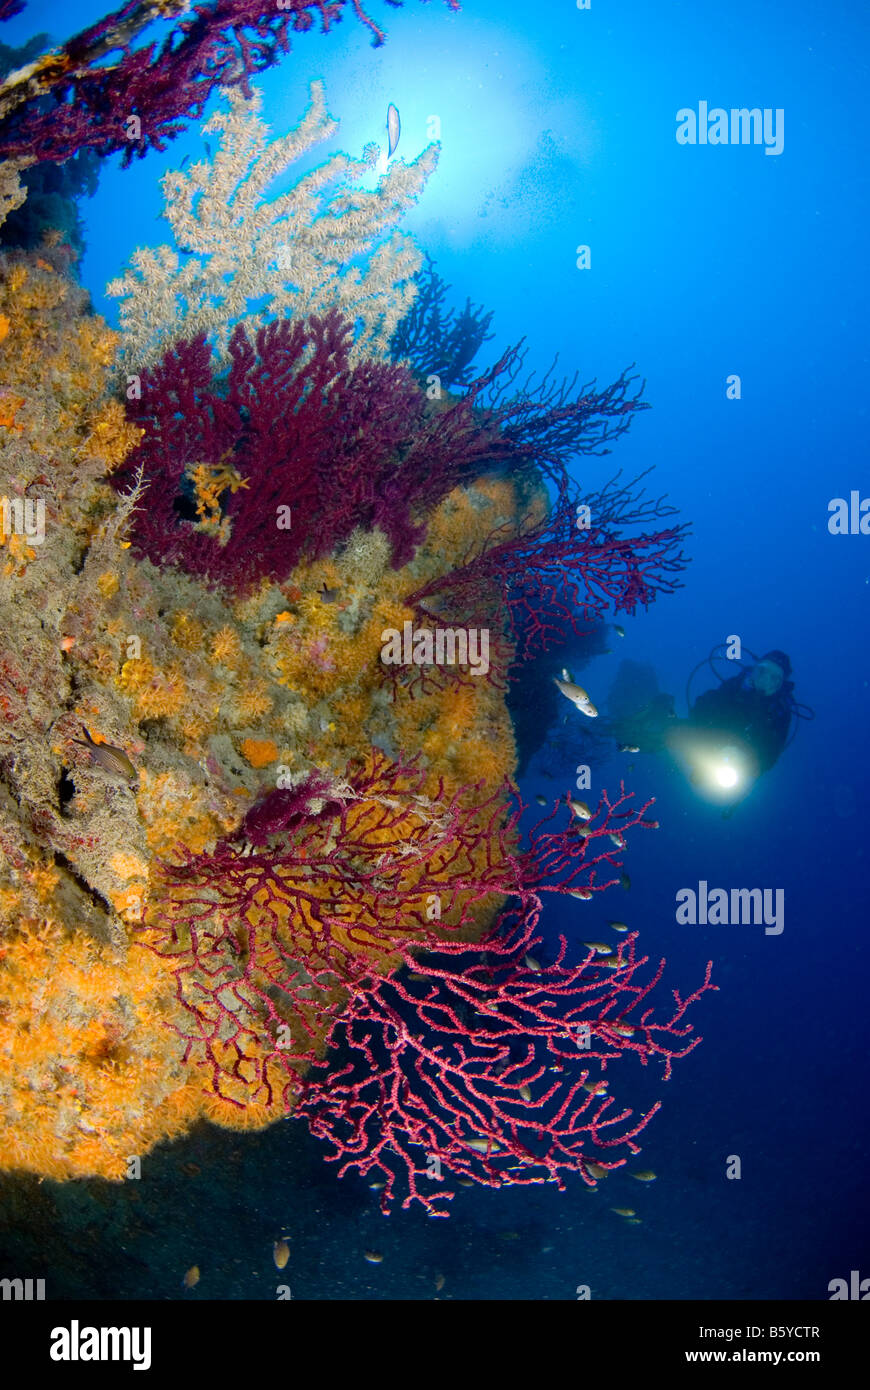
[666,729,756,805]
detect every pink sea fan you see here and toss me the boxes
[139,753,714,1213]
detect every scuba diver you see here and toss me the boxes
[603,645,814,805]
[684,649,795,775]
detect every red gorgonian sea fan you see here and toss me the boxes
[379,472,691,699]
[115,312,430,587]
[114,311,659,593]
[138,752,715,1214]
[297,914,714,1216]
[0,0,461,167]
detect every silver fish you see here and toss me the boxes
[387,103,401,157]
[467,1136,502,1154]
[553,676,598,718]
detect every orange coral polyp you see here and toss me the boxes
[239,737,279,768]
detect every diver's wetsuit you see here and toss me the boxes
[689,674,794,773]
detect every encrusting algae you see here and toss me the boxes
[0,87,528,1178]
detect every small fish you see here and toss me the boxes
[610,1023,635,1037]
[620,872,631,891]
[518,1084,532,1102]
[618,744,640,753]
[607,920,629,932]
[568,798,592,821]
[458,1178,474,1188]
[73,726,138,787]
[387,103,401,157]
[567,888,593,901]
[553,676,598,718]
[609,832,626,849]
[524,954,542,973]
[561,668,573,683]
[601,958,626,971]
[611,1208,636,1217]
[434,1272,446,1292]
[570,825,592,839]
[182,1265,200,1289]
[586,1162,608,1180]
[583,1079,608,1094]
[583,942,612,955]
[624,1217,643,1225]
[364,1250,384,1264]
[369,1181,385,1191]
[273,1239,290,1270]
[630,1170,657,1182]
[535,794,547,806]
[614,625,625,638]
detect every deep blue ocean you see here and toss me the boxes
[2,0,868,1305]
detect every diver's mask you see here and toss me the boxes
[748,659,784,696]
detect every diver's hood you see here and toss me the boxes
[761,650,792,678]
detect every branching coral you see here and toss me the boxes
[300,919,714,1215]
[138,752,713,1210]
[0,0,459,169]
[391,252,496,391]
[396,479,690,692]
[0,247,539,1180]
[137,753,519,1119]
[113,310,433,587]
[114,306,660,598]
[0,30,704,1204]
